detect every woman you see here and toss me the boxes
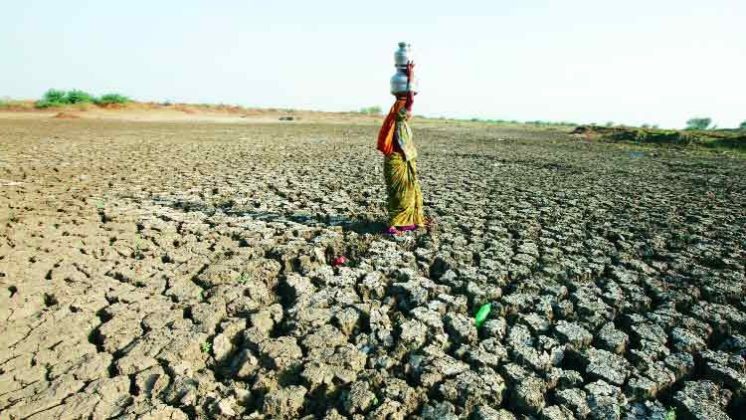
[377,62,425,235]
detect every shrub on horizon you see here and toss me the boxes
[95,93,131,105]
[65,89,95,104]
[43,89,66,103]
[685,117,712,130]
[359,106,382,115]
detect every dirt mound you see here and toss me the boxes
[52,111,81,119]
[173,105,197,114]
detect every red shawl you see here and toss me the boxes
[377,98,406,156]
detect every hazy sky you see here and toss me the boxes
[3,0,745,128]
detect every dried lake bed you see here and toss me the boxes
[1,118,744,419]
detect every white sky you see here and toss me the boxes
[2,0,745,128]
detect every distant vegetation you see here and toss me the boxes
[573,125,746,152]
[97,93,131,105]
[34,89,131,109]
[467,118,578,128]
[5,93,746,135]
[359,106,382,115]
[685,117,712,130]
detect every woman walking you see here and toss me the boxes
[377,61,426,235]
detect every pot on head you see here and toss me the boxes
[390,42,418,95]
[394,42,412,68]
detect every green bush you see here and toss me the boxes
[685,117,711,130]
[34,99,55,109]
[33,89,133,109]
[96,93,130,105]
[35,89,93,108]
[65,89,95,104]
[35,89,65,108]
[43,89,67,104]
[740,121,746,129]
[359,106,382,115]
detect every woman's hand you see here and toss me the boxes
[406,61,415,82]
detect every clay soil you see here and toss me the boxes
[1,116,744,419]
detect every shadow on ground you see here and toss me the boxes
[152,196,387,235]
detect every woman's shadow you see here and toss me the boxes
[153,196,386,235]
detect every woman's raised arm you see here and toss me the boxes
[405,62,415,112]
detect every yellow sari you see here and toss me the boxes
[380,103,424,227]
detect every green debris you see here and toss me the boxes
[474,303,492,328]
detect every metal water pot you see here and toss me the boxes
[394,42,412,68]
[390,42,418,95]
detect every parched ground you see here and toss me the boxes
[1,117,744,419]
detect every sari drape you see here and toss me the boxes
[384,152,425,227]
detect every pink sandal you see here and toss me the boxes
[384,226,400,235]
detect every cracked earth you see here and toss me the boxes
[1,118,744,419]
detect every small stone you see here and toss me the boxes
[584,348,631,386]
[342,381,376,414]
[511,376,546,415]
[216,397,237,417]
[541,404,576,420]
[703,361,746,394]
[629,322,667,344]
[519,312,551,334]
[134,366,169,398]
[596,322,629,354]
[664,352,695,380]
[557,369,584,389]
[212,333,234,362]
[482,318,508,339]
[625,375,658,400]
[468,338,507,368]
[438,369,505,413]
[421,400,458,420]
[554,388,590,418]
[262,385,308,418]
[258,337,303,371]
[231,349,260,380]
[673,380,732,420]
[554,320,593,347]
[399,319,429,349]
[444,313,478,344]
[472,405,517,420]
[671,327,707,353]
[641,362,676,394]
[334,307,360,336]
[585,380,625,420]
[623,400,669,419]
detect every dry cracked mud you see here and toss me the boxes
[1,118,744,419]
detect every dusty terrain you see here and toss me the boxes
[1,115,744,419]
